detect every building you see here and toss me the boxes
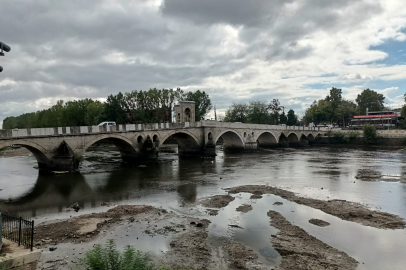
[350,110,404,129]
[174,101,195,123]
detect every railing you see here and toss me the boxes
[1,213,34,251]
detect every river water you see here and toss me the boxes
[1,145,406,269]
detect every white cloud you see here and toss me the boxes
[0,0,406,123]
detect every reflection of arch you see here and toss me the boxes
[161,131,201,156]
[257,131,279,148]
[0,140,50,169]
[78,134,139,163]
[215,130,244,151]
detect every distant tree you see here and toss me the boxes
[102,93,127,124]
[224,103,249,123]
[286,109,298,126]
[85,101,105,125]
[279,111,287,125]
[247,101,270,124]
[356,89,385,115]
[268,99,282,125]
[324,87,343,123]
[183,90,212,121]
[336,100,357,126]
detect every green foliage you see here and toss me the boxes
[332,132,347,143]
[183,90,212,121]
[80,240,157,270]
[224,103,249,123]
[1,88,211,128]
[247,101,271,124]
[268,99,282,125]
[279,112,287,125]
[356,89,385,115]
[398,119,406,129]
[363,124,377,144]
[286,109,298,126]
[347,131,359,141]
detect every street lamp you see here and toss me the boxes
[0,41,11,72]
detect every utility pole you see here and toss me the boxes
[214,105,217,121]
[0,41,11,72]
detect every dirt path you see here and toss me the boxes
[268,211,358,270]
[227,185,406,229]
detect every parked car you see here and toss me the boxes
[98,121,116,126]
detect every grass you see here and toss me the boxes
[77,240,173,270]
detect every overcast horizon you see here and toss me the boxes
[1,0,406,128]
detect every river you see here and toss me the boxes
[1,144,406,269]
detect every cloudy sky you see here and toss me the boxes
[1,0,406,127]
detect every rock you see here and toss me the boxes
[190,221,196,225]
[71,202,80,212]
[49,247,57,251]
[273,202,283,206]
[196,223,203,227]
[129,217,135,222]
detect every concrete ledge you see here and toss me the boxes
[0,239,41,269]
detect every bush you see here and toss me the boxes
[398,119,406,129]
[332,132,347,143]
[347,131,359,141]
[79,240,168,270]
[363,124,377,144]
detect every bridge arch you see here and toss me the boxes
[256,131,278,148]
[78,134,140,164]
[215,130,245,152]
[0,140,51,170]
[308,133,315,141]
[160,130,201,156]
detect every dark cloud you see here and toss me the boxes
[0,0,394,127]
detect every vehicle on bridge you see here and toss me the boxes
[98,121,116,126]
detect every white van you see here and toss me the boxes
[98,121,116,126]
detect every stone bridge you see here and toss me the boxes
[0,121,327,172]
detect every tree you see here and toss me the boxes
[102,93,127,124]
[85,101,105,126]
[224,103,249,123]
[183,90,212,121]
[247,101,270,124]
[356,89,385,115]
[324,87,342,123]
[268,99,282,125]
[279,111,287,125]
[336,100,357,127]
[286,109,298,126]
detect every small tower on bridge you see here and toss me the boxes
[174,101,195,123]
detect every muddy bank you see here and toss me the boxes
[356,169,406,183]
[309,218,330,227]
[35,205,156,246]
[268,211,358,270]
[201,194,235,208]
[227,185,406,229]
[236,204,253,213]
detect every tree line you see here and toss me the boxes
[221,100,298,125]
[303,88,387,126]
[2,88,212,129]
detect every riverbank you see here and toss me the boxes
[35,184,406,269]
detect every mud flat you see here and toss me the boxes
[268,211,358,270]
[201,194,235,208]
[356,169,406,183]
[227,185,406,229]
[236,204,253,213]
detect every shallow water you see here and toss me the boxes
[1,145,406,269]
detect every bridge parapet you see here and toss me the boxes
[0,121,326,140]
